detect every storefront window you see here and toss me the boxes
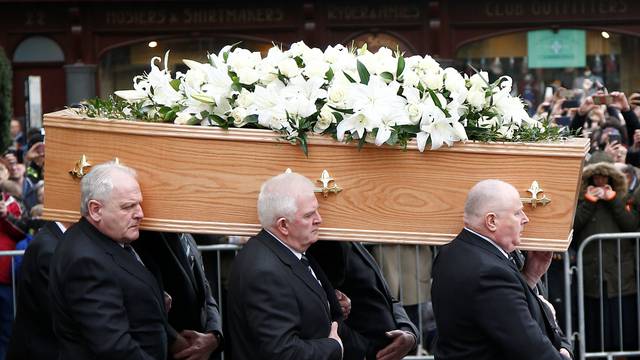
[456,30,640,113]
[98,37,272,97]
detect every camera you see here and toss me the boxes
[561,100,580,108]
[608,133,622,144]
[593,94,613,105]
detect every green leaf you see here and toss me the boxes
[164,109,177,122]
[396,56,405,78]
[328,105,354,114]
[325,67,334,82]
[386,131,399,145]
[342,71,356,83]
[186,116,201,125]
[357,133,367,150]
[427,89,443,109]
[169,79,181,92]
[244,114,258,124]
[380,71,394,83]
[298,134,309,157]
[294,56,304,68]
[231,82,243,92]
[211,114,229,129]
[356,60,370,85]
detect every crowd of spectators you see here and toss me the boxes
[0,119,45,359]
[535,80,640,353]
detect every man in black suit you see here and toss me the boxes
[49,162,172,360]
[134,231,223,359]
[6,221,67,360]
[227,172,344,360]
[431,179,572,360]
[309,241,418,360]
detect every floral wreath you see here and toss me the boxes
[81,41,562,155]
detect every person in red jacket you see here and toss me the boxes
[0,190,26,360]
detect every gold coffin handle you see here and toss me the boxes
[69,156,121,179]
[520,181,551,208]
[69,154,92,179]
[284,168,343,198]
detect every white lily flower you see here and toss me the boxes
[469,71,490,88]
[466,85,486,110]
[283,76,327,103]
[114,90,147,102]
[444,67,468,103]
[277,57,301,79]
[337,111,378,141]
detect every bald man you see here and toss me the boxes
[431,179,571,360]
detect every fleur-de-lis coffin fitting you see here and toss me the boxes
[283,169,342,198]
[520,181,551,208]
[315,170,342,198]
[69,154,92,179]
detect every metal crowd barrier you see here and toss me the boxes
[13,233,640,360]
[576,232,640,360]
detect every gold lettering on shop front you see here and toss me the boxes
[328,5,421,21]
[104,8,284,26]
[484,0,628,17]
[181,8,284,25]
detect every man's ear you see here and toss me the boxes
[275,217,289,236]
[87,199,103,223]
[485,212,498,232]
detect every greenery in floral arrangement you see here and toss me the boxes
[77,42,567,155]
[0,47,12,153]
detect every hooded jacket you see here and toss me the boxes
[573,161,638,298]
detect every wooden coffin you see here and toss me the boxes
[43,110,589,251]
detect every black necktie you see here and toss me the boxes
[124,244,144,266]
[301,254,323,286]
[180,234,195,271]
[300,254,313,275]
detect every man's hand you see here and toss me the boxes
[604,141,627,164]
[577,96,599,116]
[376,330,415,360]
[610,91,631,112]
[174,330,219,360]
[560,347,572,359]
[632,129,640,151]
[328,321,343,356]
[170,334,190,357]
[335,289,351,319]
[25,141,44,165]
[522,251,553,288]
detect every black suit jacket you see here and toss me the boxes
[134,232,223,356]
[431,229,565,360]
[7,221,64,360]
[49,217,169,360]
[227,230,343,360]
[309,241,418,359]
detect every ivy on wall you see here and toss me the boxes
[0,47,11,154]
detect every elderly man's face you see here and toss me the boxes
[493,189,529,253]
[286,191,322,253]
[93,172,143,244]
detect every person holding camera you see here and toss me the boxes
[572,157,640,353]
[571,91,640,147]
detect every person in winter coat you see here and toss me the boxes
[572,159,639,352]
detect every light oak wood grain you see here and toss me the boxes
[43,110,588,251]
